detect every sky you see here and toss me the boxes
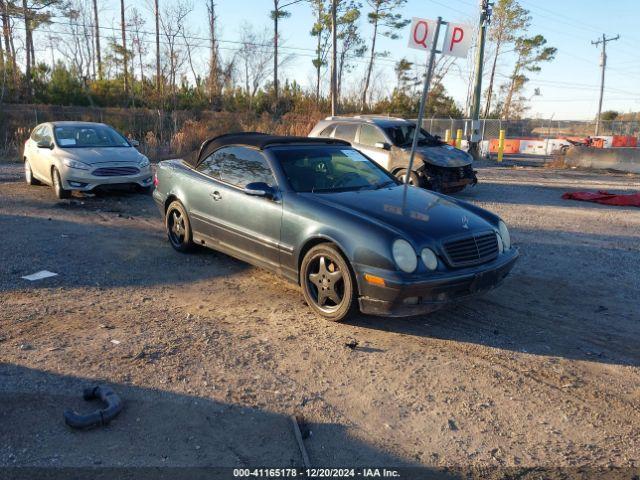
[43,0,640,120]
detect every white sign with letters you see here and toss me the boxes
[407,17,438,51]
[408,17,473,58]
[442,22,473,58]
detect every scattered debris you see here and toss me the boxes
[291,415,311,468]
[345,339,359,350]
[47,346,62,352]
[21,270,58,281]
[448,419,458,431]
[19,343,34,351]
[110,340,121,345]
[99,324,115,330]
[64,385,123,429]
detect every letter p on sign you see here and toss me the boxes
[442,23,472,58]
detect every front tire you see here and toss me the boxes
[165,200,194,252]
[24,159,41,185]
[394,169,422,187]
[52,167,71,199]
[300,243,356,322]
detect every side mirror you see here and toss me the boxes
[37,140,53,149]
[130,139,140,147]
[243,182,275,199]
[374,141,391,150]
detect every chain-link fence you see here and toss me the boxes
[420,117,640,142]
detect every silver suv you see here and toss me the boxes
[309,115,477,193]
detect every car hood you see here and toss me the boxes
[307,185,495,245]
[412,144,472,167]
[58,147,143,165]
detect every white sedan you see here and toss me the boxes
[23,121,153,199]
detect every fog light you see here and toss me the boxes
[67,181,87,188]
[403,297,419,305]
[143,176,153,184]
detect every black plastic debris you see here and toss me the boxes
[64,385,123,429]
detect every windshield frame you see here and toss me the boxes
[269,145,400,194]
[53,124,132,149]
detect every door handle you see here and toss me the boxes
[210,191,222,201]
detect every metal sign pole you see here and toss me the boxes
[404,17,443,185]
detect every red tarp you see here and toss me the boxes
[562,190,640,207]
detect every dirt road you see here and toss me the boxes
[1,160,639,475]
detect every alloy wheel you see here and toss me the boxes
[168,209,186,247]
[306,254,345,312]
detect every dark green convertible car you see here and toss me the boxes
[153,133,518,322]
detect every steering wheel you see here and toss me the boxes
[332,172,362,188]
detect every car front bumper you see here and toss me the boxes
[61,165,153,191]
[356,248,519,317]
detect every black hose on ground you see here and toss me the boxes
[64,385,123,429]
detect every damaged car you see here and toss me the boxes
[153,133,517,322]
[309,116,477,193]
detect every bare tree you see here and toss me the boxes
[91,0,102,79]
[130,7,146,85]
[159,0,191,107]
[119,0,128,92]
[154,0,160,93]
[360,0,408,110]
[237,23,274,109]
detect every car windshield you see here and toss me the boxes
[384,124,440,147]
[273,146,398,193]
[53,125,131,148]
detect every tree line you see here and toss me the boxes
[0,0,554,119]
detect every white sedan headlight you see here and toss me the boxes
[139,157,150,168]
[421,248,438,271]
[498,221,511,250]
[62,158,90,170]
[392,239,417,273]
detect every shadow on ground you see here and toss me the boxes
[0,363,435,474]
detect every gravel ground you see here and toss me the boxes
[1,160,639,476]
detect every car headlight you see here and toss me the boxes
[392,239,417,273]
[62,158,90,170]
[139,157,150,168]
[498,221,511,250]
[420,248,438,271]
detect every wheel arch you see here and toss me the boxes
[296,235,360,295]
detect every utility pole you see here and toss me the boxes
[93,0,102,79]
[330,0,337,116]
[468,0,492,160]
[592,33,619,136]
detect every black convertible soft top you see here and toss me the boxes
[185,132,350,168]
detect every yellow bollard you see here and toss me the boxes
[455,129,463,149]
[497,129,505,163]
[444,129,451,143]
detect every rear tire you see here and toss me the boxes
[300,243,356,322]
[24,159,41,185]
[394,169,422,187]
[165,200,195,252]
[52,168,71,199]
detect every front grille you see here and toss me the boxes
[442,231,499,267]
[92,166,140,177]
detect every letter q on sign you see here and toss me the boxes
[407,17,437,51]
[442,23,473,58]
